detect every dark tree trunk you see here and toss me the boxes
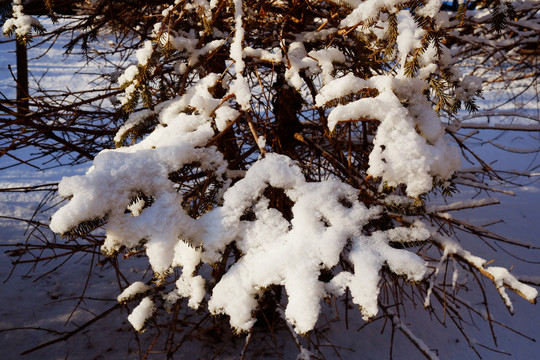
[271,70,303,156]
[16,41,29,118]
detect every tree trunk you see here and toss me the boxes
[16,41,29,118]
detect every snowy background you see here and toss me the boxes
[1,17,539,360]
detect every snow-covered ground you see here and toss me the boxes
[1,19,539,360]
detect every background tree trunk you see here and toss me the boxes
[16,41,28,119]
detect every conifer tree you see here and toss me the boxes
[1,1,539,358]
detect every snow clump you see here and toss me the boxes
[2,0,43,39]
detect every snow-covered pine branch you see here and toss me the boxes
[2,0,538,358]
[2,0,44,42]
[46,0,538,340]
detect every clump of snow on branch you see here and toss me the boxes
[127,297,156,332]
[395,10,425,71]
[428,232,538,310]
[2,0,43,40]
[203,155,387,333]
[417,0,443,18]
[316,75,460,197]
[117,282,152,303]
[170,241,206,309]
[117,65,140,106]
[328,226,429,320]
[50,74,230,274]
[228,0,251,109]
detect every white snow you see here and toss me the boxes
[135,40,154,67]
[340,0,406,28]
[117,282,152,303]
[127,297,156,332]
[307,47,346,84]
[2,0,43,39]
[284,41,318,90]
[319,75,460,197]
[228,0,251,109]
[486,266,539,311]
[396,10,425,71]
[417,0,443,18]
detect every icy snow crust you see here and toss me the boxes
[47,0,538,335]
